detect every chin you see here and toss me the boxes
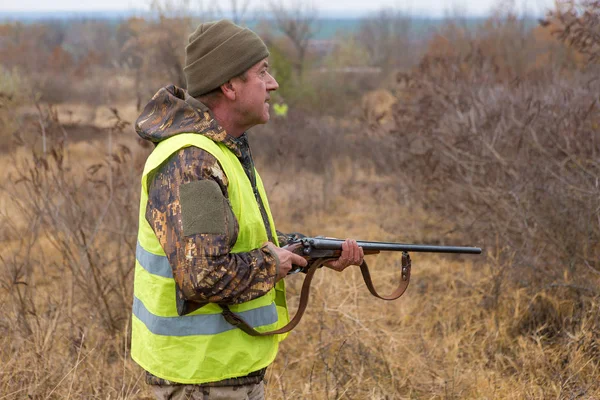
[252,117,269,126]
[260,111,271,124]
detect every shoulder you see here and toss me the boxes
[151,145,229,189]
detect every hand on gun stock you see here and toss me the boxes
[279,238,365,272]
[322,239,364,272]
[263,242,307,282]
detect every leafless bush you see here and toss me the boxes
[2,103,139,335]
[267,0,320,81]
[0,66,31,149]
[547,0,600,63]
[357,8,414,71]
[0,94,148,396]
[119,16,190,110]
[389,13,600,294]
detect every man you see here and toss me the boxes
[131,20,364,400]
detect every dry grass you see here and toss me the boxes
[2,137,597,398]
[263,170,600,399]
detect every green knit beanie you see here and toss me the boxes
[184,20,269,97]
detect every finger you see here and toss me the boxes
[343,239,354,265]
[349,239,358,263]
[342,239,351,263]
[336,240,346,266]
[358,246,364,264]
[283,242,302,252]
[352,240,362,264]
[324,259,341,270]
[291,253,308,267]
[341,239,349,257]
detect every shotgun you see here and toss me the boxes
[220,236,481,336]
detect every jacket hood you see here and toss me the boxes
[135,85,243,157]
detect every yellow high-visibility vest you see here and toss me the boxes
[131,133,289,384]
[273,103,288,118]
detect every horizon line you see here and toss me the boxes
[0,7,548,19]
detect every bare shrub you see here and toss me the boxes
[357,8,415,71]
[546,0,600,63]
[119,16,190,110]
[389,13,600,290]
[0,93,149,396]
[267,0,320,81]
[0,66,31,150]
[360,89,397,128]
[2,104,138,334]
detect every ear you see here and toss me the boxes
[220,80,236,101]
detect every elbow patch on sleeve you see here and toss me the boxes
[180,180,230,236]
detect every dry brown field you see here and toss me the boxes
[1,4,599,399]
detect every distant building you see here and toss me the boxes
[316,66,382,74]
[308,39,338,56]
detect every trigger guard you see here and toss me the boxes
[288,265,304,275]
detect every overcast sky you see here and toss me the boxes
[0,0,556,17]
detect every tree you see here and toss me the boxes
[211,0,251,25]
[267,0,319,81]
[357,8,413,71]
[229,0,251,24]
[120,16,189,109]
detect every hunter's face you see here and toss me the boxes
[231,58,279,126]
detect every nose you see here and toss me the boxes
[267,72,279,91]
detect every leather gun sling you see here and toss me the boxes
[220,252,412,336]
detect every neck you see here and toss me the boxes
[210,106,250,138]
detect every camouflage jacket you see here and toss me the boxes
[136,85,298,316]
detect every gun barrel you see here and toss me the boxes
[304,238,482,254]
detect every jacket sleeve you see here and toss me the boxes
[145,145,279,305]
[276,231,306,246]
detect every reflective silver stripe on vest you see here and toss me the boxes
[133,296,279,336]
[136,241,173,278]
